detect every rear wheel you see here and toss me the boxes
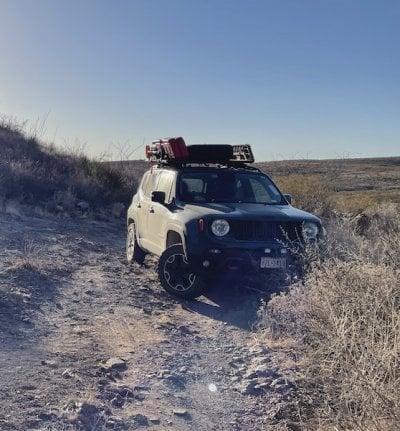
[158,245,207,299]
[126,222,146,265]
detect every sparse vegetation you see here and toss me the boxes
[257,157,400,214]
[275,173,334,216]
[0,117,145,217]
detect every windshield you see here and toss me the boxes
[178,170,285,204]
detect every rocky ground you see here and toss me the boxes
[0,211,298,431]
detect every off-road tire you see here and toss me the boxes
[158,245,207,299]
[126,222,146,265]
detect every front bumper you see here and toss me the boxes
[188,242,302,277]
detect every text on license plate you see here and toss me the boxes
[260,257,286,269]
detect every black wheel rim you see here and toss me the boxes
[163,252,196,292]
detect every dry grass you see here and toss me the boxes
[6,239,44,274]
[0,118,142,216]
[257,157,400,214]
[332,189,400,214]
[258,203,400,430]
[275,174,334,216]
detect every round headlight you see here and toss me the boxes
[211,219,230,237]
[303,222,319,240]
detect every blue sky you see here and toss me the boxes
[1,0,399,161]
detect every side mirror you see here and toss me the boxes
[284,194,292,204]
[151,191,166,204]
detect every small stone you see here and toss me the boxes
[62,369,74,379]
[271,377,285,387]
[116,386,134,398]
[178,325,198,335]
[41,359,58,369]
[101,357,127,372]
[111,396,124,408]
[38,412,54,421]
[238,380,257,395]
[149,417,160,424]
[243,370,257,380]
[19,383,36,391]
[249,345,270,355]
[77,402,102,420]
[157,369,171,379]
[173,408,188,416]
[131,414,149,426]
[162,351,173,358]
[254,381,271,390]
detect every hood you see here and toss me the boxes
[183,202,321,223]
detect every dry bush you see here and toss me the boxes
[7,239,44,274]
[275,174,334,217]
[258,205,400,430]
[301,262,400,430]
[0,118,139,215]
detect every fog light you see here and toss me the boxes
[264,248,271,254]
[202,260,211,268]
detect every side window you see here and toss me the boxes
[156,171,174,203]
[143,171,159,198]
[179,175,207,202]
[140,172,149,194]
[184,178,204,193]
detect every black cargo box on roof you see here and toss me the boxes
[187,145,234,163]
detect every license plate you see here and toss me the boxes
[260,257,286,269]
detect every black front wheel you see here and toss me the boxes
[158,245,207,299]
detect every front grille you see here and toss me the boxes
[229,221,303,242]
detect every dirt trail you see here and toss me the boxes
[0,212,294,431]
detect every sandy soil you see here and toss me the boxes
[0,212,296,431]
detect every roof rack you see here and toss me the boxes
[232,145,255,163]
[145,137,255,165]
[146,137,189,162]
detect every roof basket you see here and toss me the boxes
[145,138,255,165]
[232,145,255,163]
[145,137,189,162]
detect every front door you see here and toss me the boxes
[145,171,175,255]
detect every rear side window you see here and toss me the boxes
[143,171,159,198]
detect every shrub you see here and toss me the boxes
[258,206,400,430]
[0,119,139,215]
[275,174,334,217]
